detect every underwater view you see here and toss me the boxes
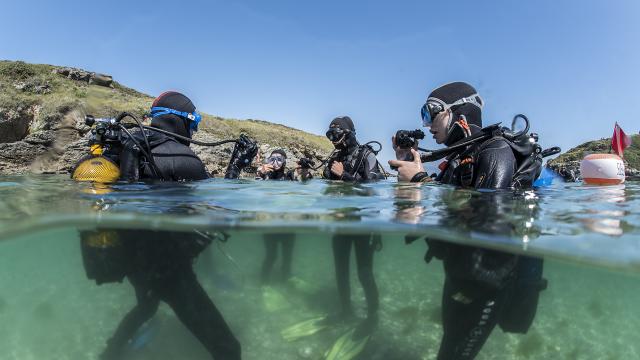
[0,176,639,360]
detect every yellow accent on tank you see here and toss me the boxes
[83,231,121,248]
[90,144,104,156]
[72,156,121,183]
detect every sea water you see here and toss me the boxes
[0,175,638,360]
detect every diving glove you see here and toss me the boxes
[225,134,258,179]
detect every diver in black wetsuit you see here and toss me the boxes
[322,116,384,329]
[97,91,255,360]
[256,149,311,283]
[390,82,546,359]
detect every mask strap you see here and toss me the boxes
[426,93,484,111]
[150,107,202,130]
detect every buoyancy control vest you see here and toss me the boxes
[324,143,386,181]
[433,116,559,189]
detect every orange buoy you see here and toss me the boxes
[580,154,625,185]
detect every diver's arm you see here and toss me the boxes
[323,162,335,180]
[224,135,258,179]
[473,139,517,190]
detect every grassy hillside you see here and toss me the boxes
[0,60,332,150]
[0,60,332,174]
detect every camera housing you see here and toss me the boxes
[297,157,315,170]
[395,129,425,149]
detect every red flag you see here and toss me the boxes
[612,122,632,158]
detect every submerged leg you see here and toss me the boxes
[332,234,354,316]
[353,235,379,318]
[437,277,509,360]
[160,265,241,360]
[101,274,160,360]
[280,234,295,281]
[261,235,279,283]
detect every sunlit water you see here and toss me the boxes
[0,175,639,360]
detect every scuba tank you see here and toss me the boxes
[80,230,130,285]
[71,116,124,183]
[499,256,547,333]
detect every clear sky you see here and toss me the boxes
[2,0,639,166]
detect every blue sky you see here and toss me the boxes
[2,0,639,166]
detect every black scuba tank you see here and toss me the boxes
[498,255,547,334]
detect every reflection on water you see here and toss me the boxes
[0,175,639,359]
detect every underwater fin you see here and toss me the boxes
[128,318,158,351]
[324,327,370,360]
[262,286,290,312]
[281,316,329,342]
[287,276,318,295]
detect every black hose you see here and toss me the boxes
[117,112,159,174]
[118,125,162,178]
[505,114,530,140]
[310,149,339,171]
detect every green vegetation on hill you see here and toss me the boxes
[0,60,332,174]
[548,135,639,171]
[0,60,332,150]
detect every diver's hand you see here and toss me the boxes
[392,135,415,162]
[331,162,345,177]
[388,149,425,182]
[257,164,274,176]
[235,135,258,169]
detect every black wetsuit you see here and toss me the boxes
[100,116,241,360]
[322,142,384,182]
[257,167,298,283]
[324,141,384,319]
[414,133,543,359]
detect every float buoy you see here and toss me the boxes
[580,154,625,185]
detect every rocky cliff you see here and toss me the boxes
[0,61,333,177]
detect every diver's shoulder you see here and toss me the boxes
[474,136,516,162]
[479,136,512,150]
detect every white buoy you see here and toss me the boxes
[580,154,626,185]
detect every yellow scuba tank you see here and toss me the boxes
[73,144,128,284]
[71,145,121,183]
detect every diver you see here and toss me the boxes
[95,91,251,360]
[322,116,384,334]
[323,116,385,182]
[256,149,309,283]
[389,82,547,359]
[256,149,312,181]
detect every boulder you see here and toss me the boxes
[68,69,92,82]
[53,67,113,88]
[89,73,113,87]
[53,67,92,83]
[13,80,51,94]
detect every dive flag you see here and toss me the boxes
[612,122,632,158]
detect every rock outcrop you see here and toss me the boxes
[53,67,113,88]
